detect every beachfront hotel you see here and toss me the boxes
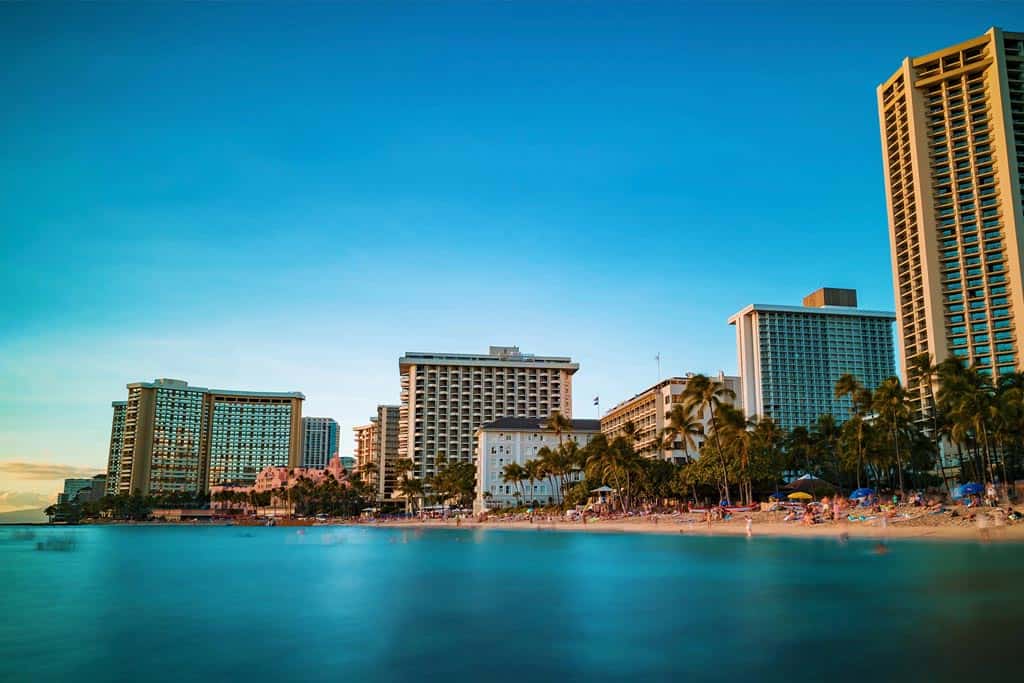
[106,400,127,494]
[474,416,601,512]
[301,417,339,470]
[729,289,896,430]
[399,346,579,482]
[353,420,378,489]
[374,404,401,503]
[109,378,304,496]
[352,405,401,502]
[601,373,742,460]
[878,28,1024,407]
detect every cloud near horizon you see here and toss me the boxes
[0,461,105,480]
[0,490,54,510]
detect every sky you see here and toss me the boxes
[2,1,1023,509]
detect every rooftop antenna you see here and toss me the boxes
[656,352,661,382]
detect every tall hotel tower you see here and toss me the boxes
[879,28,1024,404]
[398,346,578,481]
[107,378,304,496]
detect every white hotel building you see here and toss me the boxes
[729,288,896,430]
[601,372,742,460]
[399,346,579,482]
[474,417,601,513]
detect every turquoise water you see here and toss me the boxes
[1,526,1021,682]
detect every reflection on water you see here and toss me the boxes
[1,526,1022,683]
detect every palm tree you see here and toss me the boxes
[538,446,561,505]
[907,352,951,492]
[524,459,545,506]
[682,374,736,502]
[396,476,423,514]
[501,462,527,501]
[873,376,911,492]
[835,373,867,488]
[545,410,572,447]
[811,414,842,494]
[663,403,704,462]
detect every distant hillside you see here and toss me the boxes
[0,508,48,524]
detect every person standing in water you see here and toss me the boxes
[745,516,752,537]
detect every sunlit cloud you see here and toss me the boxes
[0,461,104,480]
[0,490,54,510]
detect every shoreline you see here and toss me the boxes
[13,513,1024,543]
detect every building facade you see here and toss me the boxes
[110,378,304,496]
[878,28,1024,400]
[474,417,601,512]
[301,417,339,469]
[106,401,127,494]
[58,478,98,505]
[210,455,347,513]
[600,373,742,460]
[374,405,401,503]
[729,289,897,430]
[399,346,579,482]
[353,421,378,490]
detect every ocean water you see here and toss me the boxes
[1,525,1021,682]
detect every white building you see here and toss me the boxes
[399,346,579,483]
[601,373,742,460]
[728,288,896,430]
[474,417,601,513]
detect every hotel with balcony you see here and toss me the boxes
[109,378,304,496]
[474,416,601,512]
[879,28,1024,405]
[399,346,579,482]
[729,289,896,430]
[106,400,127,494]
[601,372,741,460]
[353,420,378,490]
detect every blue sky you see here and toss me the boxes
[2,1,1023,503]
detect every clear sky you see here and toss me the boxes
[2,1,1023,508]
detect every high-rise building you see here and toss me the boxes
[601,373,742,460]
[474,417,601,512]
[374,405,401,503]
[878,28,1024,401]
[301,417,339,470]
[399,346,579,481]
[58,478,98,505]
[106,401,127,494]
[729,289,897,430]
[111,378,304,495]
[353,421,378,489]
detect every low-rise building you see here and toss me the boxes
[210,455,348,513]
[601,372,742,460]
[474,417,601,513]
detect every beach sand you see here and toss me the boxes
[367,509,1024,543]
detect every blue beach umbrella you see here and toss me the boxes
[849,488,875,499]
[954,483,987,499]
[768,492,785,500]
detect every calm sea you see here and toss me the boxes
[1,525,1021,682]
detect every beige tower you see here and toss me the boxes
[878,28,1024,409]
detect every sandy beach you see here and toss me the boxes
[364,509,1024,543]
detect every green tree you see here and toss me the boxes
[682,374,737,502]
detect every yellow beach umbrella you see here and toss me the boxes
[787,492,813,500]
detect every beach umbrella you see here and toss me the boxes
[768,492,786,500]
[960,482,984,496]
[787,492,813,500]
[849,487,875,499]
[784,474,835,495]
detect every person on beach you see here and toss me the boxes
[745,516,752,537]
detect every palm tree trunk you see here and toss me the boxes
[708,404,730,503]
